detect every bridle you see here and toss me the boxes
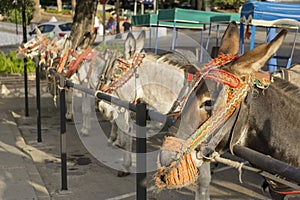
[155,53,273,189]
[99,52,145,94]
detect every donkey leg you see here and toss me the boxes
[108,121,118,144]
[65,88,73,121]
[195,163,211,200]
[117,129,132,177]
[81,94,92,136]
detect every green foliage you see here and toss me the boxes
[0,0,34,25]
[46,8,71,15]
[95,43,124,54]
[0,51,35,74]
[214,0,244,10]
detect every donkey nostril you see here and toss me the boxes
[159,150,178,167]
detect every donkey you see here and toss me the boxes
[98,31,203,175]
[156,21,300,200]
[16,27,75,118]
[16,27,122,136]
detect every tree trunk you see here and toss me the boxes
[32,0,41,23]
[196,0,205,10]
[57,0,62,12]
[71,0,76,17]
[71,0,98,50]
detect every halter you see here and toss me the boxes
[155,53,273,189]
[175,53,273,154]
[179,54,256,153]
[26,34,50,52]
[101,53,145,94]
[168,53,240,119]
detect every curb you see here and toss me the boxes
[0,73,52,98]
[9,112,51,200]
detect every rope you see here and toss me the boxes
[211,152,300,190]
[211,152,245,183]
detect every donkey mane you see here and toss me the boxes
[272,77,300,105]
[148,51,199,74]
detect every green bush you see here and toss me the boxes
[0,0,34,25]
[0,51,35,74]
[214,0,244,10]
[46,8,71,15]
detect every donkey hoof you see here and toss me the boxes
[117,171,131,177]
[80,128,89,137]
[112,141,122,148]
[65,114,73,121]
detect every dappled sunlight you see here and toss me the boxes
[29,181,49,197]
[1,119,17,126]
[11,111,21,119]
[22,144,60,164]
[0,140,30,159]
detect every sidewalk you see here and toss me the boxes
[0,111,49,199]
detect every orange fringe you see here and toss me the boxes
[155,137,198,189]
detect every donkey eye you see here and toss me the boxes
[199,100,214,111]
[205,100,213,107]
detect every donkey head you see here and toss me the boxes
[124,31,145,59]
[156,21,288,188]
[16,26,47,59]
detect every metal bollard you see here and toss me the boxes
[59,75,68,191]
[24,57,29,117]
[136,102,147,200]
[35,57,42,142]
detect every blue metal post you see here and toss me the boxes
[267,28,277,71]
[155,24,159,54]
[171,21,177,50]
[216,24,220,47]
[200,28,204,62]
[205,23,212,50]
[286,28,298,68]
[250,25,256,50]
[239,23,245,55]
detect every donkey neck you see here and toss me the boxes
[113,52,197,114]
[244,78,300,167]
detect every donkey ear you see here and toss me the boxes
[219,21,240,56]
[225,29,288,76]
[135,30,145,53]
[124,32,136,59]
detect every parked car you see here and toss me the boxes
[28,21,72,40]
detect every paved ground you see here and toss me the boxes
[0,97,284,200]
